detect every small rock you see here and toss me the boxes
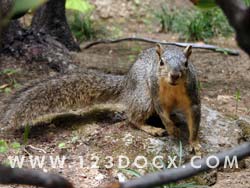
[95,173,105,181]
[117,172,127,182]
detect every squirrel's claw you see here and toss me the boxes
[138,125,167,137]
[189,141,203,156]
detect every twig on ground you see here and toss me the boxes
[83,37,240,56]
[0,164,74,188]
[26,145,47,154]
[23,148,32,156]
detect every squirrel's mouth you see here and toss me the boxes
[169,82,178,86]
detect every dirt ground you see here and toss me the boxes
[0,0,250,188]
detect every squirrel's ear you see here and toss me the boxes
[184,45,192,58]
[156,43,163,59]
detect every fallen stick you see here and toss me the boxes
[83,37,240,56]
[104,142,250,188]
[0,165,74,188]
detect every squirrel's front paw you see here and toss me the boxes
[189,141,202,156]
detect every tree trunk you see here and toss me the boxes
[0,20,23,50]
[0,0,16,49]
[0,0,77,72]
[31,0,80,51]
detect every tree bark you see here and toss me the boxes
[0,20,23,50]
[0,0,13,18]
[0,0,15,48]
[31,0,80,51]
[0,0,77,72]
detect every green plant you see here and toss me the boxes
[128,55,136,62]
[197,81,203,92]
[155,6,233,41]
[10,142,21,150]
[186,10,211,41]
[58,142,67,149]
[23,124,30,145]
[69,12,105,42]
[0,140,8,153]
[0,140,21,154]
[120,142,204,188]
[245,0,250,6]
[235,89,241,115]
[66,0,106,42]
[155,6,175,32]
[66,0,93,13]
[120,168,141,178]
[184,8,233,41]
[0,68,20,94]
[1,69,18,75]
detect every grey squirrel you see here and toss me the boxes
[0,44,201,187]
[0,44,201,152]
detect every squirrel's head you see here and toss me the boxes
[155,44,192,86]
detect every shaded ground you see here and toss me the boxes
[0,0,250,188]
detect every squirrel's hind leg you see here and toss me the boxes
[126,107,166,137]
[124,91,167,136]
[131,122,167,137]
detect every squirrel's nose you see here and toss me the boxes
[170,73,180,81]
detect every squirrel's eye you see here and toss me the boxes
[184,61,188,67]
[160,59,164,66]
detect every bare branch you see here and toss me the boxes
[83,37,239,56]
[104,142,250,188]
[0,165,74,188]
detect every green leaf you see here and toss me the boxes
[11,0,46,16]
[11,142,21,150]
[58,142,66,149]
[4,87,12,94]
[235,90,241,101]
[13,83,21,89]
[244,0,250,6]
[2,68,18,75]
[66,0,93,13]
[120,168,141,178]
[0,140,8,153]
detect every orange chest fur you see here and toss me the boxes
[159,78,191,112]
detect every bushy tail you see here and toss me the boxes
[0,70,124,128]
